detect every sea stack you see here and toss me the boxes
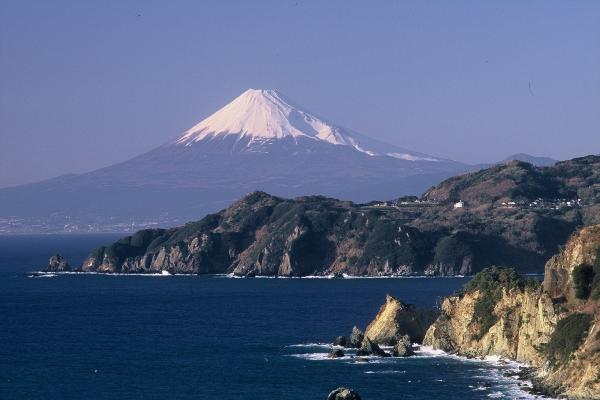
[44,254,70,272]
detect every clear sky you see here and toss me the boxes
[1,0,599,187]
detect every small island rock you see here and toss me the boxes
[333,336,347,347]
[327,387,362,400]
[328,349,345,358]
[45,254,70,272]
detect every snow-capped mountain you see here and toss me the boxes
[175,88,441,162]
[0,89,467,233]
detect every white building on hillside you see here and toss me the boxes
[453,200,464,209]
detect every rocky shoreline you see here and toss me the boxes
[318,293,560,399]
[320,226,600,399]
[423,225,600,399]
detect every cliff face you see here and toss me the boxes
[423,284,556,364]
[424,225,600,399]
[80,193,437,276]
[543,224,600,301]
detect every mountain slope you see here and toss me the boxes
[0,89,466,233]
[501,153,558,167]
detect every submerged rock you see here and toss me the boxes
[349,326,364,348]
[333,336,347,347]
[328,349,345,358]
[356,337,389,357]
[391,334,414,357]
[44,254,70,272]
[327,387,362,400]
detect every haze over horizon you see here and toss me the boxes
[1,1,599,188]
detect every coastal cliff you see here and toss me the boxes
[424,225,600,399]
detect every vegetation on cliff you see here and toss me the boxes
[572,249,600,300]
[545,313,593,367]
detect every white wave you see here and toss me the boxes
[418,346,558,399]
[364,370,406,374]
[286,343,332,348]
[28,273,57,278]
[29,271,197,277]
[33,270,471,279]
[288,353,352,361]
[225,273,465,279]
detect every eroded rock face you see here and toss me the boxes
[364,294,438,344]
[44,254,70,272]
[424,224,600,399]
[327,387,362,400]
[423,286,556,364]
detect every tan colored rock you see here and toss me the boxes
[423,287,556,365]
[543,224,600,301]
[365,294,437,344]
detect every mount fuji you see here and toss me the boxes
[0,89,467,232]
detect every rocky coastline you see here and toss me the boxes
[314,224,600,399]
[424,225,600,399]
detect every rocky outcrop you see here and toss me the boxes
[333,336,347,347]
[327,387,362,400]
[327,349,344,358]
[364,294,438,344]
[391,335,414,357]
[348,326,364,348]
[356,337,389,357]
[44,254,70,272]
[424,225,600,399]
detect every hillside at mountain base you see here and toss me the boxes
[424,225,600,399]
[47,155,600,277]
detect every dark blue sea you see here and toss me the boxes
[0,235,547,399]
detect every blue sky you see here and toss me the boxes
[1,0,599,187]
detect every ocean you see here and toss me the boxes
[0,235,549,399]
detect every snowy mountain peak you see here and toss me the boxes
[175,88,442,162]
[176,88,351,146]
